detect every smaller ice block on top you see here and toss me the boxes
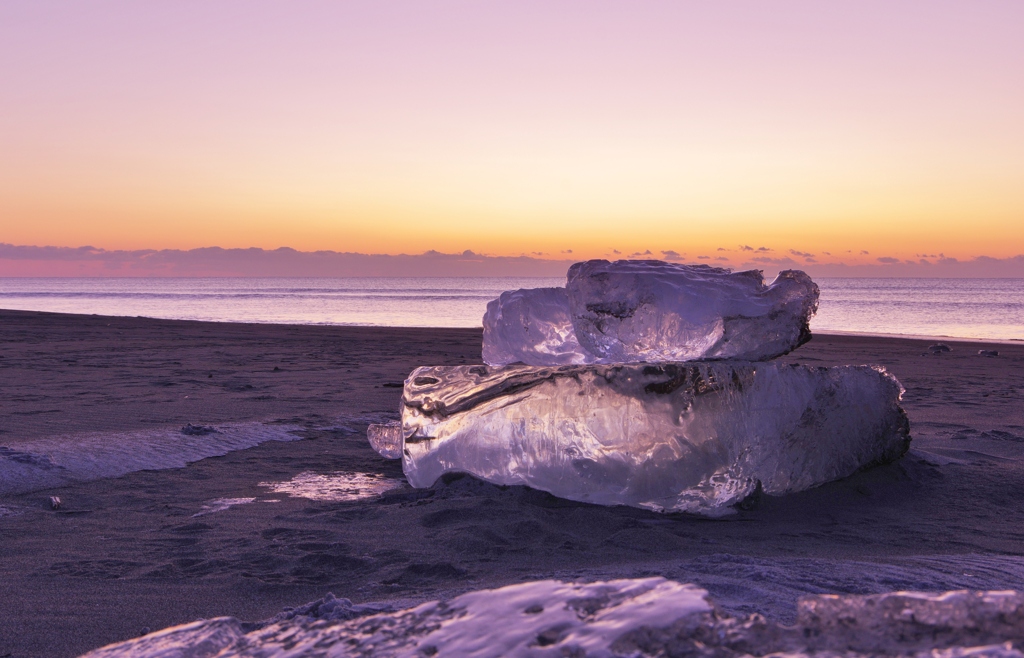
[566,259,819,363]
[480,260,819,366]
[482,287,593,367]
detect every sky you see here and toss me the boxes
[2,1,1023,275]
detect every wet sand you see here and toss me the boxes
[1,308,1023,657]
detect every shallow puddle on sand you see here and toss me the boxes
[192,497,256,517]
[259,471,404,502]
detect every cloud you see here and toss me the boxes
[717,247,727,252]
[757,246,772,252]
[697,255,710,260]
[789,249,815,258]
[629,250,653,257]
[612,249,621,254]
[561,249,573,254]
[0,243,576,277]
[791,254,1024,277]
[3,244,1023,278]
[860,250,870,255]
[740,245,754,251]
[661,250,683,260]
[750,256,800,266]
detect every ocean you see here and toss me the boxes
[0,276,1021,341]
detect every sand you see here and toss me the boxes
[1,308,1023,657]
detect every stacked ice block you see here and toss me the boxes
[369,260,910,515]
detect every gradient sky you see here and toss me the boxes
[2,1,1022,267]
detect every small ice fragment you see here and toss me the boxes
[192,497,255,517]
[260,471,402,502]
[566,260,819,363]
[929,343,952,353]
[367,421,403,459]
[978,349,1000,357]
[49,496,62,510]
[81,618,243,658]
[181,423,219,436]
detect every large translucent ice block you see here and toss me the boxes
[566,260,819,363]
[482,287,593,366]
[398,362,909,515]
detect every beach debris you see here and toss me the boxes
[181,423,219,436]
[979,349,1000,357]
[258,471,403,502]
[48,496,62,510]
[482,260,819,366]
[252,592,395,628]
[399,362,910,515]
[367,421,403,459]
[80,578,1024,657]
[191,497,255,517]
[929,343,953,354]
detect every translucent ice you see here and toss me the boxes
[82,579,1024,657]
[399,361,909,515]
[566,260,819,363]
[367,420,403,459]
[482,287,593,366]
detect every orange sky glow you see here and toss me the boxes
[2,1,1022,272]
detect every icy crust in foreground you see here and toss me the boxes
[82,578,1024,657]
[398,362,909,515]
[481,260,819,366]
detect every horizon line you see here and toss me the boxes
[1,243,1023,278]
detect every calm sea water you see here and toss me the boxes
[0,277,1021,341]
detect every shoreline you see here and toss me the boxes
[2,306,1020,346]
[2,308,1024,656]
[815,329,1023,345]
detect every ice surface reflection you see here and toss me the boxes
[259,471,403,502]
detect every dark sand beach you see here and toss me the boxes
[2,308,1024,657]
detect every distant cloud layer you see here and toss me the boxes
[1,244,1022,278]
[0,244,574,277]
[737,254,1024,277]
